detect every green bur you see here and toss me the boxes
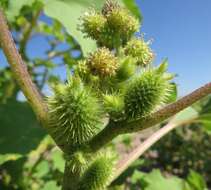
[78,155,114,190]
[124,65,172,119]
[47,78,102,149]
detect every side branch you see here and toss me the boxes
[89,82,211,152]
[0,9,48,125]
[113,122,178,180]
[113,113,197,181]
[121,82,211,133]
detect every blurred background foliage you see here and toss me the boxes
[0,0,211,189]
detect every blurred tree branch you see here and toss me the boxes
[0,9,48,126]
[19,8,42,61]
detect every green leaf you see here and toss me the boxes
[186,170,207,190]
[131,170,145,184]
[43,0,103,56]
[197,113,211,133]
[122,0,142,21]
[6,0,37,21]
[197,97,211,133]
[41,181,60,190]
[0,100,46,155]
[0,153,22,165]
[142,169,186,190]
[34,160,50,178]
[51,149,65,172]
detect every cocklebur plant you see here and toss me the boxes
[1,1,211,190]
[47,1,173,189]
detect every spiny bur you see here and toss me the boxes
[47,1,176,189]
[47,78,102,149]
[124,63,173,119]
[78,154,115,190]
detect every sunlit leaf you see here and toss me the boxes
[186,170,207,190]
[122,0,142,21]
[6,0,37,21]
[0,153,22,165]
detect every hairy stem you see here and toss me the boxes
[89,82,211,152]
[0,9,48,125]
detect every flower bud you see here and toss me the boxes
[106,8,139,41]
[87,48,118,77]
[124,38,154,66]
[80,10,106,40]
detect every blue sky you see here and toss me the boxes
[137,0,211,95]
[0,0,211,96]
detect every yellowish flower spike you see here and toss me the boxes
[124,38,154,66]
[87,47,118,77]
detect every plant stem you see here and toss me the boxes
[62,162,82,190]
[112,115,197,181]
[89,82,211,152]
[0,9,48,126]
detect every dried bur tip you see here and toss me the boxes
[102,0,120,16]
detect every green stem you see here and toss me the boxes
[62,162,81,190]
[89,120,121,152]
[0,9,48,126]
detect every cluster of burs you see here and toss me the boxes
[47,1,174,189]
